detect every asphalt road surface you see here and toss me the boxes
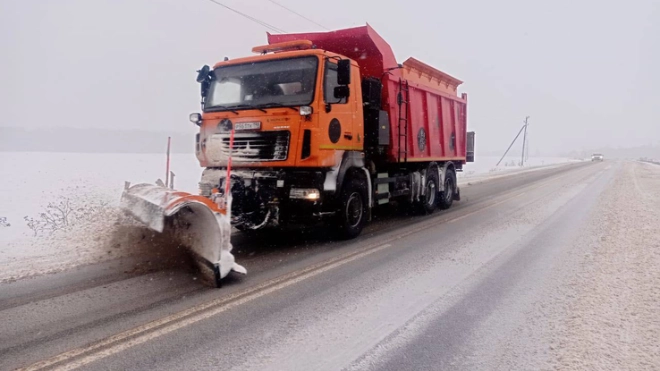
[3,160,658,370]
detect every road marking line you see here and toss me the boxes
[18,244,392,371]
[20,163,590,370]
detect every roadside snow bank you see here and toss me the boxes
[0,152,201,245]
[460,156,579,177]
[548,162,660,369]
[0,152,201,281]
[1,205,193,282]
[458,156,582,185]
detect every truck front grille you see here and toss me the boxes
[218,131,290,162]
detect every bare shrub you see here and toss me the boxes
[24,197,110,237]
[0,217,10,227]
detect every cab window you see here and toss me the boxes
[324,61,347,104]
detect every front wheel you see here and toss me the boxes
[336,176,367,239]
[438,169,456,210]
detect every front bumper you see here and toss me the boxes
[200,168,334,228]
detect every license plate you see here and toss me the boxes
[234,122,261,131]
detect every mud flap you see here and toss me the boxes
[120,183,246,287]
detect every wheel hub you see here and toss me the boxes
[445,178,453,202]
[346,192,363,228]
[426,181,436,206]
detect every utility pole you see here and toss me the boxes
[521,116,529,166]
[524,128,530,161]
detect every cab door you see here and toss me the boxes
[317,59,363,163]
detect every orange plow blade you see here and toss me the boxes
[119,183,246,287]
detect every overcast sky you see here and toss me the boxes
[1,0,658,154]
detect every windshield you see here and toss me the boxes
[205,56,318,111]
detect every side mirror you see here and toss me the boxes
[200,80,210,99]
[197,65,211,100]
[334,86,350,100]
[337,59,351,85]
[196,65,210,83]
[189,113,202,126]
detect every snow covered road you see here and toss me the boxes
[2,160,658,370]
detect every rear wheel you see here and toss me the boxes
[336,176,367,239]
[438,169,456,210]
[415,167,439,214]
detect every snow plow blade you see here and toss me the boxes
[119,183,246,287]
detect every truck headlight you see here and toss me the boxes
[289,188,320,200]
[299,106,313,116]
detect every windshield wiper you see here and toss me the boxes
[207,103,296,114]
[205,105,239,114]
[229,104,267,113]
[260,103,298,112]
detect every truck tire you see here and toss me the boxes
[438,169,456,210]
[336,175,367,239]
[416,167,439,214]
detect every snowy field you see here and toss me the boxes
[0,152,201,244]
[0,152,578,280]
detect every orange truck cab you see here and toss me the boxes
[191,25,474,238]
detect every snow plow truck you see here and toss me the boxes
[121,25,475,287]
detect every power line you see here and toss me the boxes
[203,0,287,33]
[266,0,330,30]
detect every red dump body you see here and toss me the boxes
[269,25,468,165]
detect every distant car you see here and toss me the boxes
[591,153,604,161]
